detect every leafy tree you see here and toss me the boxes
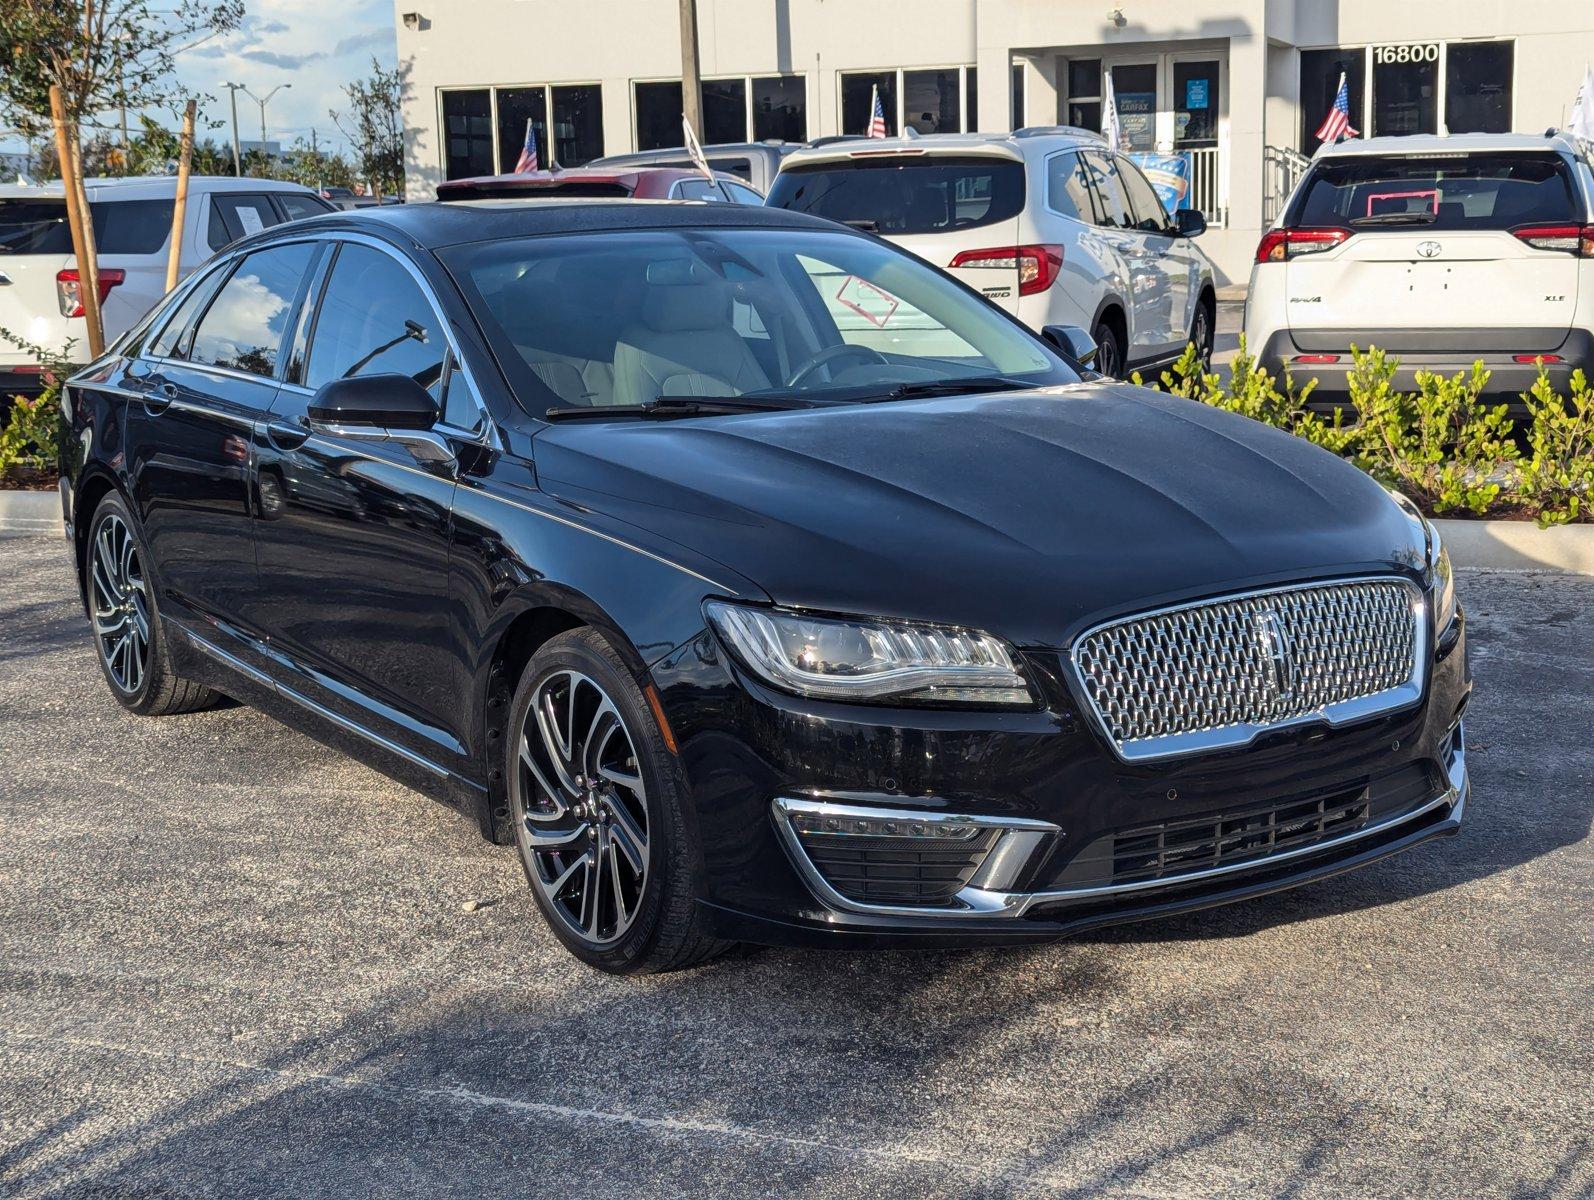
[332,57,404,199]
[0,0,243,139]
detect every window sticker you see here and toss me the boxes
[834,275,901,328]
[236,205,266,236]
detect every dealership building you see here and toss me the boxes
[394,0,1594,281]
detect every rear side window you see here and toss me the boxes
[724,181,764,205]
[277,192,335,222]
[1045,151,1098,221]
[304,244,446,395]
[1291,153,1577,230]
[209,193,282,250]
[767,156,1025,234]
[673,178,726,202]
[0,198,172,254]
[188,242,317,377]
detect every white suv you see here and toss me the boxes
[0,175,335,394]
[1244,132,1594,414]
[766,129,1217,378]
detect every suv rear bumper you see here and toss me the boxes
[1255,327,1594,416]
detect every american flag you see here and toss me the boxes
[867,84,887,138]
[1314,72,1358,145]
[514,118,539,173]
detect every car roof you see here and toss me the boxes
[0,175,321,201]
[779,127,1107,169]
[592,142,798,166]
[1315,132,1585,158]
[435,166,739,197]
[231,197,844,251]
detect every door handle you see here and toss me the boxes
[265,418,310,451]
[142,381,177,413]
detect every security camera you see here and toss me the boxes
[402,11,422,29]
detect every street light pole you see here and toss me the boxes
[223,82,243,175]
[679,0,702,141]
[241,84,292,167]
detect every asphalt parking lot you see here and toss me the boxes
[1,532,1590,1200]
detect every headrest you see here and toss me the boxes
[645,258,714,285]
[643,282,730,332]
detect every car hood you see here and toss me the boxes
[531,384,1425,647]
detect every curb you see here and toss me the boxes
[0,488,62,536]
[1435,519,1594,576]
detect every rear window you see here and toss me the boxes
[766,156,1025,235]
[0,197,173,255]
[1290,153,1578,231]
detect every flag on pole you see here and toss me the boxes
[867,84,887,138]
[1314,72,1359,145]
[1102,70,1123,151]
[1569,64,1594,142]
[513,118,539,173]
[682,116,714,182]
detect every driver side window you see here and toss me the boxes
[304,243,447,399]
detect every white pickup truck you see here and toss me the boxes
[0,175,336,396]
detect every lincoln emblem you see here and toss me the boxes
[1254,609,1296,701]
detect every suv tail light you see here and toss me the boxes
[1255,228,1351,263]
[56,267,126,318]
[948,244,1064,295]
[1511,224,1594,257]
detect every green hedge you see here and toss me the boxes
[1137,342,1594,527]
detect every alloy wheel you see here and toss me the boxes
[90,513,151,695]
[1192,304,1213,364]
[516,670,651,945]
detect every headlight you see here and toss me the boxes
[704,601,1034,706]
[1386,488,1457,635]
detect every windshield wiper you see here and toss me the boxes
[542,395,819,422]
[1349,211,1437,227]
[866,375,1042,403]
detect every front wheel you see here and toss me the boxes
[507,628,731,974]
[1190,296,1216,367]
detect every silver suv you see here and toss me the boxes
[767,128,1217,378]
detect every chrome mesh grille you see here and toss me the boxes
[1073,579,1422,759]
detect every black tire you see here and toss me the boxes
[1190,294,1216,367]
[84,491,219,717]
[1092,317,1125,379]
[506,627,731,974]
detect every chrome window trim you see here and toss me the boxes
[1067,575,1429,765]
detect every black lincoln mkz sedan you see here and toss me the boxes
[61,201,1469,973]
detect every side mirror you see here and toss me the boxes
[307,373,438,431]
[1173,208,1207,238]
[1041,324,1098,372]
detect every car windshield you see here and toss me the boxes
[440,226,1076,419]
[1290,152,1577,231]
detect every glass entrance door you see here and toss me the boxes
[1172,61,1219,149]
[1110,63,1158,151]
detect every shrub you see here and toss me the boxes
[1138,341,1590,525]
[0,327,73,488]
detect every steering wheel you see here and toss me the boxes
[784,343,890,388]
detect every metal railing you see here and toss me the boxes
[1264,145,1312,225]
[1184,145,1228,227]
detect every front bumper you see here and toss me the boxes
[653,604,1471,950]
[1254,327,1594,417]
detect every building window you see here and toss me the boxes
[1300,48,1366,154]
[840,67,977,139]
[702,77,747,144]
[551,85,604,166]
[1110,64,1157,151]
[441,89,493,179]
[495,86,547,173]
[1173,61,1220,148]
[1446,41,1513,134]
[1372,44,1438,137]
[904,68,960,134]
[966,67,977,131]
[636,75,807,149]
[753,75,806,141]
[1065,58,1101,133]
[841,71,897,138]
[1011,64,1024,128]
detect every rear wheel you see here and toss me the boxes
[85,493,219,716]
[507,628,731,974]
[1092,317,1125,379]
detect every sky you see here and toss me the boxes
[176,0,398,156]
[0,0,397,159]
